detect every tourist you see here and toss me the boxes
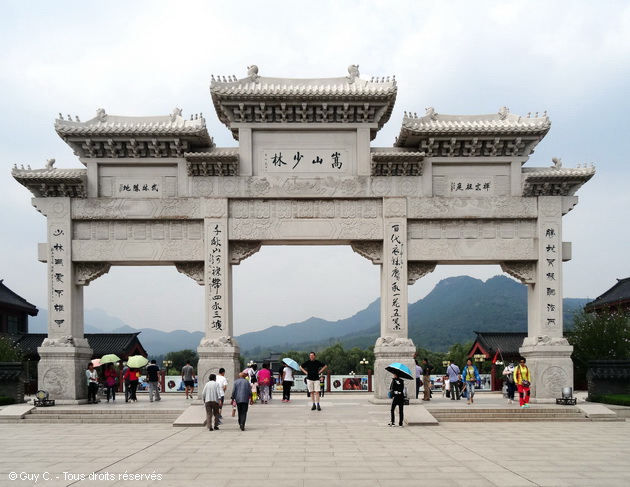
[414,359,422,399]
[421,358,433,401]
[258,362,272,404]
[442,375,450,398]
[86,362,99,404]
[202,373,221,431]
[388,372,406,427]
[181,359,196,399]
[503,361,516,404]
[231,372,252,431]
[446,360,461,401]
[104,363,118,402]
[300,352,328,411]
[216,368,228,423]
[462,358,481,405]
[146,359,161,403]
[282,364,294,402]
[126,367,140,402]
[121,361,131,403]
[246,363,258,403]
[514,357,532,408]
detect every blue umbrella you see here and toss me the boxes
[282,358,301,371]
[385,362,413,380]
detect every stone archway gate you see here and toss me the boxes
[12,66,594,402]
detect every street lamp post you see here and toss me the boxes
[359,358,369,374]
[163,360,173,375]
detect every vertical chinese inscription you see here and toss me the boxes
[208,223,224,332]
[389,224,403,332]
[50,224,68,332]
[544,224,560,331]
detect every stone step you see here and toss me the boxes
[28,409,182,415]
[22,417,176,424]
[429,417,590,422]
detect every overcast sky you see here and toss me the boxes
[1,1,628,335]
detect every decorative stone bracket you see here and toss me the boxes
[75,262,112,286]
[408,262,437,285]
[175,262,204,285]
[230,241,262,265]
[350,241,382,264]
[500,261,536,284]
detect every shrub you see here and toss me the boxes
[0,336,24,362]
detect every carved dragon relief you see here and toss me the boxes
[407,262,437,285]
[175,262,204,285]
[75,262,112,286]
[350,241,382,264]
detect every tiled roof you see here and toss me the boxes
[0,280,38,315]
[12,333,146,360]
[473,331,527,357]
[585,278,630,311]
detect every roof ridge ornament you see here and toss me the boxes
[347,64,360,84]
[96,108,107,123]
[247,65,260,84]
[498,106,509,120]
[425,107,438,120]
[46,158,56,170]
[170,108,182,123]
[551,157,562,169]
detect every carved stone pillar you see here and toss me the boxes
[373,197,416,400]
[197,198,240,394]
[508,196,573,401]
[35,197,92,402]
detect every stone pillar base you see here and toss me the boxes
[373,341,416,400]
[37,345,93,401]
[197,340,241,399]
[520,341,573,401]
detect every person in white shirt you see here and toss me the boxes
[202,374,222,431]
[216,368,229,424]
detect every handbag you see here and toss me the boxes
[387,390,393,399]
[521,380,531,388]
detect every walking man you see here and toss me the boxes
[300,352,327,411]
[181,359,196,399]
[216,367,228,424]
[422,358,433,401]
[202,373,221,431]
[121,361,131,403]
[232,372,252,431]
[446,360,461,400]
[146,359,161,402]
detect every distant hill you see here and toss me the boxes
[28,276,589,355]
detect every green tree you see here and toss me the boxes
[164,349,199,373]
[567,309,630,384]
[446,341,473,370]
[0,336,24,362]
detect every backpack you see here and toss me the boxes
[249,369,257,384]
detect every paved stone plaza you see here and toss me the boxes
[1,393,628,487]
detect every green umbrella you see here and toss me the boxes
[100,354,121,365]
[127,355,149,368]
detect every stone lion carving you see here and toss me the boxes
[45,158,56,170]
[523,335,569,347]
[347,64,360,83]
[199,336,234,347]
[42,336,75,347]
[375,336,414,348]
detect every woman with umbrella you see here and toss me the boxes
[281,358,299,403]
[386,363,411,427]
